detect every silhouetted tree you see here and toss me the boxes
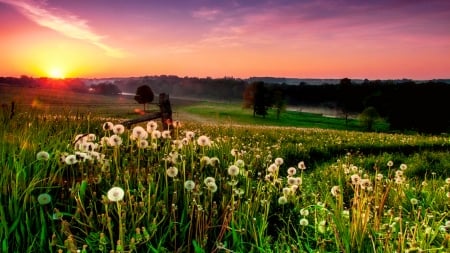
[253,82,270,117]
[359,106,380,131]
[338,78,353,126]
[134,85,154,111]
[271,86,286,120]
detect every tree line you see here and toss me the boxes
[1,75,449,133]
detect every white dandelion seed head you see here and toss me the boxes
[103,122,114,131]
[162,130,171,139]
[235,159,245,168]
[107,186,125,202]
[185,131,195,140]
[274,157,284,166]
[138,139,149,149]
[65,154,77,165]
[184,180,195,191]
[206,182,218,192]
[228,165,240,177]
[151,130,161,139]
[387,160,394,167]
[287,167,297,176]
[36,151,50,161]
[299,218,309,226]
[112,124,125,135]
[147,120,158,132]
[109,135,123,147]
[278,196,288,205]
[166,167,178,178]
[331,185,340,197]
[132,126,148,140]
[204,177,216,186]
[400,164,407,171]
[298,161,306,170]
[197,135,211,147]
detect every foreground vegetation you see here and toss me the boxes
[1,101,449,252]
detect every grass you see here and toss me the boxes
[179,101,390,132]
[1,85,449,252]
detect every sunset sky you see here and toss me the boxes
[1,0,449,80]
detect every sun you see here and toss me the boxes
[47,67,66,79]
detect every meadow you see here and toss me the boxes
[1,86,450,252]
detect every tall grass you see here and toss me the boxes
[0,107,449,252]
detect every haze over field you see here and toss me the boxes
[0,0,449,80]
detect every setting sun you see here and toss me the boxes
[48,67,65,79]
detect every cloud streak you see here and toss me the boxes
[0,0,125,57]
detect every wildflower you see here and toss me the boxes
[181,137,189,145]
[387,160,394,167]
[230,148,238,157]
[400,164,407,171]
[298,161,306,170]
[376,173,384,181]
[162,130,171,139]
[172,120,182,128]
[132,126,148,140]
[37,193,52,205]
[210,157,220,167]
[410,198,418,205]
[204,177,216,186]
[360,179,372,190]
[147,121,158,132]
[351,174,361,185]
[36,151,50,161]
[100,136,110,146]
[331,185,340,197]
[206,182,218,193]
[267,163,278,174]
[287,167,297,176]
[282,187,292,196]
[197,135,211,147]
[228,165,240,177]
[446,192,450,198]
[184,180,195,191]
[395,177,404,185]
[112,124,125,135]
[445,178,450,184]
[299,218,309,226]
[395,170,403,177]
[235,159,245,168]
[103,122,114,131]
[87,133,96,142]
[107,187,125,202]
[151,130,161,139]
[274,157,284,166]
[200,156,211,167]
[138,139,148,149]
[278,196,288,205]
[185,131,195,140]
[109,135,123,147]
[166,167,178,178]
[65,155,77,165]
[300,208,309,216]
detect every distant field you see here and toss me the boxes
[0,85,388,131]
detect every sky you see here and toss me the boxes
[0,0,449,80]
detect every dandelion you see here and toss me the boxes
[206,182,218,193]
[147,121,158,132]
[445,178,450,184]
[172,120,182,128]
[278,196,288,205]
[109,135,123,147]
[298,161,306,170]
[446,192,450,198]
[36,151,50,161]
[387,160,394,167]
[360,179,372,190]
[410,198,418,205]
[166,167,178,178]
[274,157,284,166]
[235,159,245,168]
[138,139,148,149]
[282,187,292,196]
[103,122,114,131]
[395,170,403,177]
[65,155,77,165]
[287,167,297,176]
[228,165,240,177]
[113,124,125,135]
[204,177,216,186]
[100,136,110,146]
[162,130,171,139]
[37,193,52,205]
[197,135,211,147]
[184,180,195,191]
[376,173,384,181]
[210,157,220,167]
[230,148,238,157]
[267,163,278,174]
[132,126,148,140]
[400,164,407,170]
[185,131,195,140]
[87,133,96,142]
[107,187,125,202]
[300,208,309,216]
[299,218,309,226]
[351,174,361,185]
[151,130,161,139]
[331,185,340,197]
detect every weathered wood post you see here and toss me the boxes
[159,93,172,130]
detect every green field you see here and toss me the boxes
[1,86,449,252]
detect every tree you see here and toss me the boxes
[359,106,380,131]
[134,85,154,111]
[271,86,286,120]
[253,81,270,117]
